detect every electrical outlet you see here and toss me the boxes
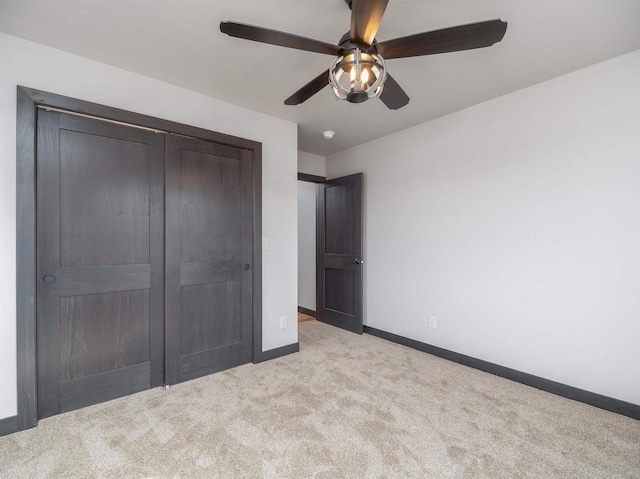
[428,316,437,329]
[279,316,288,329]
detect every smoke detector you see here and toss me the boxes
[322,131,335,140]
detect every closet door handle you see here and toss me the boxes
[244,264,251,271]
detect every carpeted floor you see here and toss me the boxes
[1,321,639,478]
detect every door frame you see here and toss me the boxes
[16,86,263,431]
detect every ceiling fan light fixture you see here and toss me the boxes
[329,48,387,104]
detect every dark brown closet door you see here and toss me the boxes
[36,110,164,418]
[165,135,253,384]
[317,173,363,334]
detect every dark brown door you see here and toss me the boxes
[317,173,363,334]
[165,135,254,384]
[36,110,165,418]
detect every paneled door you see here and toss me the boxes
[165,135,254,384]
[36,110,165,418]
[317,173,364,334]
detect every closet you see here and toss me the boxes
[35,109,255,418]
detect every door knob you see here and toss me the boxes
[244,264,251,271]
[351,258,364,265]
[43,275,56,284]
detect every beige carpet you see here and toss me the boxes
[1,321,639,478]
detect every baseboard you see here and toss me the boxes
[297,306,317,318]
[0,415,18,437]
[364,326,640,421]
[254,342,300,364]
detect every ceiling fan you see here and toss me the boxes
[220,0,507,110]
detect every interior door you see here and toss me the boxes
[165,135,254,384]
[36,110,164,418]
[317,173,363,333]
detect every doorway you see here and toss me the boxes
[297,170,364,334]
[297,173,323,325]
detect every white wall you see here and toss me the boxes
[298,181,316,311]
[298,150,326,177]
[0,33,299,420]
[327,50,640,405]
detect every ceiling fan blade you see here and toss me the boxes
[220,21,343,56]
[350,0,389,46]
[376,19,507,59]
[379,74,409,110]
[284,70,330,105]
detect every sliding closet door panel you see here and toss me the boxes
[166,135,253,384]
[36,111,164,418]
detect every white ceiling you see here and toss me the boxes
[1,0,639,156]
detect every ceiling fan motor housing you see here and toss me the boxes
[346,91,369,103]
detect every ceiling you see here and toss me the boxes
[1,1,639,156]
